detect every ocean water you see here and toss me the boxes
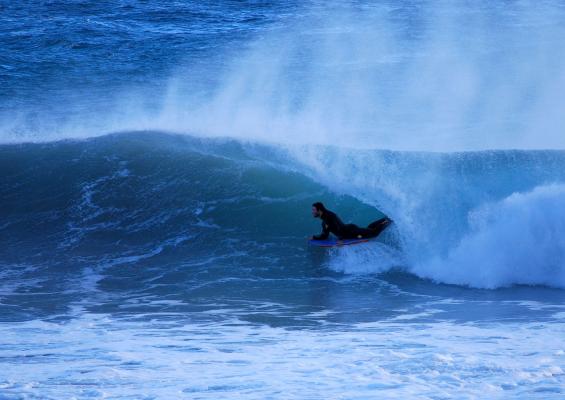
[1,1,565,399]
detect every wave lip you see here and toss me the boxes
[414,184,565,289]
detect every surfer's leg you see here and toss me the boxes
[342,224,376,239]
[367,217,390,230]
[354,227,376,238]
[340,224,361,239]
[367,217,392,237]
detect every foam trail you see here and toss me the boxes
[326,242,404,275]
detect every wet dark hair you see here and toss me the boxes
[312,202,326,212]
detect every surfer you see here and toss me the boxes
[311,202,391,241]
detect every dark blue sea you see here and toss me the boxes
[1,1,565,398]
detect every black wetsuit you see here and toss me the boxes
[313,210,392,240]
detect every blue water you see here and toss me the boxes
[2,1,565,399]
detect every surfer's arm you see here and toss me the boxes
[312,223,330,240]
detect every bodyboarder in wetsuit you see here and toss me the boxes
[310,202,392,240]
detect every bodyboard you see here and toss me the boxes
[308,238,372,247]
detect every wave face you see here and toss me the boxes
[1,132,565,300]
[0,132,391,320]
[0,132,385,261]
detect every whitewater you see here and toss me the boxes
[1,1,565,398]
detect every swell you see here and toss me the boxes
[1,131,565,292]
[0,132,379,262]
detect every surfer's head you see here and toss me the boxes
[312,202,326,218]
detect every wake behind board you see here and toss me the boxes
[308,238,372,248]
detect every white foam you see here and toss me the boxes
[413,184,565,289]
[1,314,564,399]
[327,241,403,275]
